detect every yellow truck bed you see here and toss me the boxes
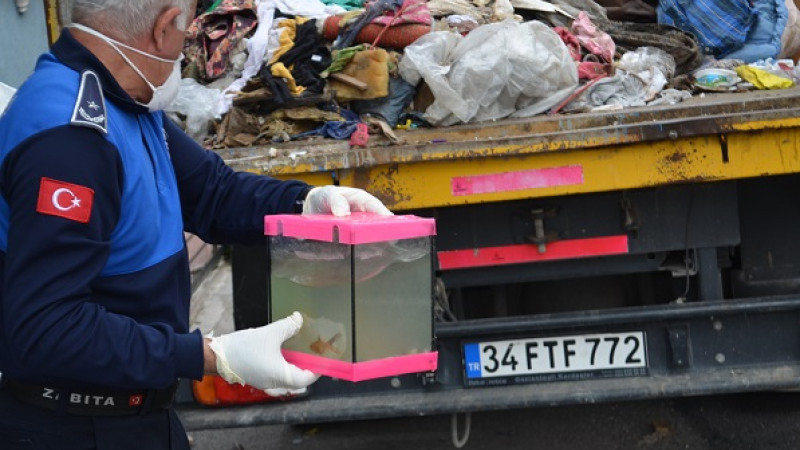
[215,87,800,211]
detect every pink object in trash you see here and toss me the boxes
[371,0,432,26]
[349,122,370,147]
[554,26,582,61]
[571,11,616,62]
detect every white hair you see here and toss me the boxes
[68,0,194,42]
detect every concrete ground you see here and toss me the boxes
[189,256,236,337]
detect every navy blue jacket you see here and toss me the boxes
[0,30,308,390]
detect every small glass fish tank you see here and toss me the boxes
[264,212,437,382]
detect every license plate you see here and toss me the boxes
[463,331,648,386]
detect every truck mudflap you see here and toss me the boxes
[177,295,800,430]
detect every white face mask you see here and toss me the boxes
[69,23,184,112]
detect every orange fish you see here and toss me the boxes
[309,333,343,356]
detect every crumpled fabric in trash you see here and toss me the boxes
[562,72,647,112]
[571,11,615,62]
[657,0,756,58]
[555,25,613,81]
[371,0,432,26]
[722,0,788,63]
[268,18,310,95]
[279,20,332,95]
[184,0,258,81]
[554,26,582,61]
[351,76,416,126]
[267,18,331,96]
[292,120,360,140]
[216,107,298,147]
[323,45,366,77]
[217,106,344,147]
[218,0,346,115]
[334,0,403,49]
[330,48,391,101]
[399,21,579,126]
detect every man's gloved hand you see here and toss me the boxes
[208,312,320,391]
[303,185,393,217]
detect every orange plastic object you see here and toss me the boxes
[192,375,295,406]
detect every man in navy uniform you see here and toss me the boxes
[0,1,391,448]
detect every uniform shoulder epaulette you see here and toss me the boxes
[70,70,107,134]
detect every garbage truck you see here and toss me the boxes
[28,0,800,434]
[176,86,800,430]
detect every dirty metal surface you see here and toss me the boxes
[216,88,800,174]
[213,88,800,210]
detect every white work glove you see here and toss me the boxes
[209,312,320,391]
[303,185,393,217]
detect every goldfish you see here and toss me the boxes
[309,333,343,356]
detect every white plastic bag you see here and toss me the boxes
[399,21,578,126]
[616,46,676,101]
[166,78,223,141]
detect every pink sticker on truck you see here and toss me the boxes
[451,165,584,196]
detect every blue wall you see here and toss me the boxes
[0,3,51,88]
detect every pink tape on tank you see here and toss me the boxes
[282,350,438,382]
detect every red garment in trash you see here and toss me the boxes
[571,11,616,63]
[184,0,258,80]
[554,27,582,61]
[349,123,370,147]
[555,26,613,80]
[371,0,432,26]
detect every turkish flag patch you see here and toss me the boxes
[128,394,144,407]
[36,177,94,223]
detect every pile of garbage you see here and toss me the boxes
[167,0,800,148]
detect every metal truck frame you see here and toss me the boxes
[178,88,800,430]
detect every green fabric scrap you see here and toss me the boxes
[321,45,366,78]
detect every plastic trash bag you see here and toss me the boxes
[616,46,675,101]
[165,78,223,141]
[399,20,579,126]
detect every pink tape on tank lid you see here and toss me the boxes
[264,212,436,244]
